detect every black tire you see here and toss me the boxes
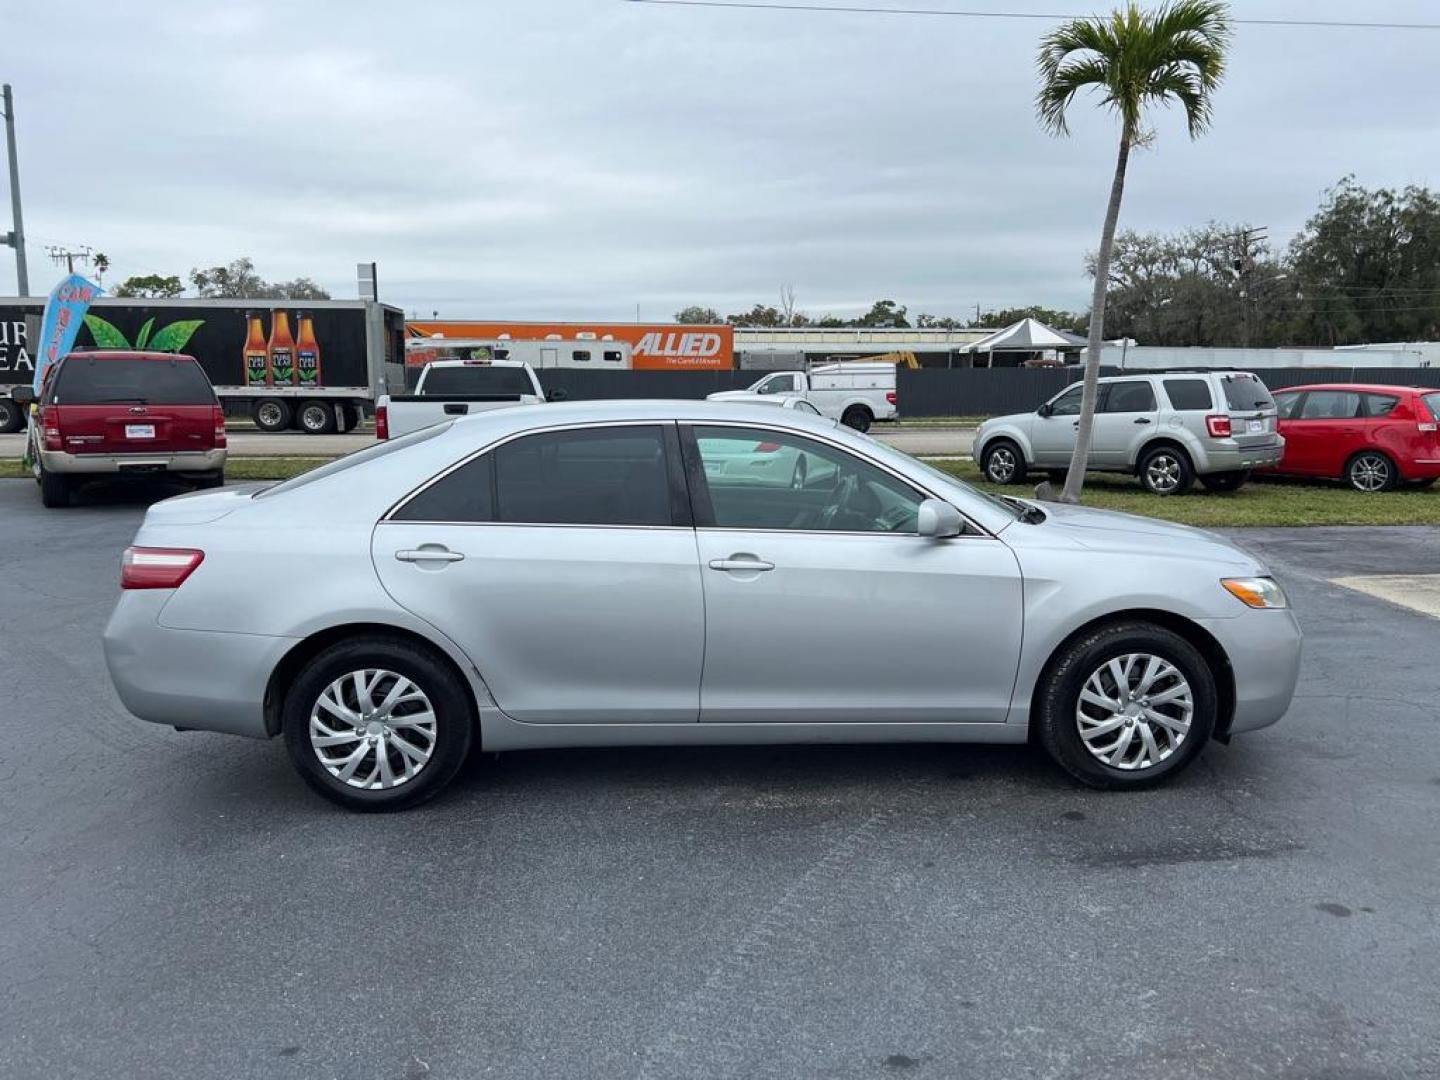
[0,397,23,434]
[981,439,1028,485]
[194,471,225,490]
[1138,444,1195,496]
[1199,469,1251,493]
[38,467,71,508]
[281,636,474,812]
[840,405,873,433]
[1035,620,1217,790]
[338,403,364,433]
[297,400,337,434]
[1411,477,1437,490]
[252,398,292,433]
[1345,450,1397,493]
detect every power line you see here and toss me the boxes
[624,0,1440,30]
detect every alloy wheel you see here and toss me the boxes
[1144,453,1182,494]
[1075,653,1193,771]
[1349,454,1391,492]
[986,446,1017,483]
[309,669,437,790]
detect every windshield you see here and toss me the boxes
[849,430,1024,521]
[255,422,453,498]
[419,366,537,396]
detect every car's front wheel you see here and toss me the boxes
[282,636,474,811]
[1034,620,1217,789]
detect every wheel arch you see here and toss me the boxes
[1133,435,1194,471]
[262,621,484,739]
[1030,608,1237,742]
[976,425,1035,466]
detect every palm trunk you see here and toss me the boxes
[1059,129,1131,504]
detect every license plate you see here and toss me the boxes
[1246,419,1265,434]
[125,424,155,439]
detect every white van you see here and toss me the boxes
[708,361,898,431]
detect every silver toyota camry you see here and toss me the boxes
[103,400,1302,811]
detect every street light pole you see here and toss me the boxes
[2,83,29,296]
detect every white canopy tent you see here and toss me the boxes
[962,317,1088,367]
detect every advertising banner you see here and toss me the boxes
[33,274,101,391]
[406,320,734,371]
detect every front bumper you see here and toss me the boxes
[103,590,293,739]
[1197,607,1302,735]
[1199,439,1284,473]
[40,447,227,475]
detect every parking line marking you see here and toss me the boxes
[1329,575,1440,619]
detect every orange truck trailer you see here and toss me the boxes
[405,320,734,371]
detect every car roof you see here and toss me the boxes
[62,350,197,362]
[443,398,840,437]
[1270,382,1429,394]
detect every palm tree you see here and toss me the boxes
[1037,1,1230,503]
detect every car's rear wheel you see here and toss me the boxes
[1138,445,1195,496]
[1345,451,1397,493]
[1035,620,1217,789]
[297,400,337,434]
[981,439,1027,485]
[1199,469,1251,493]
[252,399,292,433]
[282,636,474,812]
[0,397,24,433]
[38,467,71,508]
[840,405,873,433]
[1411,477,1437,490]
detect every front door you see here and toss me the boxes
[1030,383,1084,467]
[1089,379,1158,467]
[374,423,705,723]
[683,424,1024,723]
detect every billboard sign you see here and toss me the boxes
[406,320,734,370]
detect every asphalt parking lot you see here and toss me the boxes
[2,479,1438,1080]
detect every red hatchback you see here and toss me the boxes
[22,350,227,507]
[1263,383,1440,492]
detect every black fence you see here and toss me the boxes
[509,365,1440,418]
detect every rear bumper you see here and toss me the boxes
[40,447,227,475]
[1199,439,1284,473]
[1197,608,1302,735]
[103,590,292,739]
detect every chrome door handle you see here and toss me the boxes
[395,547,465,563]
[708,557,775,572]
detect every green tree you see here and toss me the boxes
[854,299,910,328]
[111,273,185,299]
[189,257,330,300]
[674,305,722,324]
[1037,0,1230,502]
[725,304,785,327]
[982,305,1088,333]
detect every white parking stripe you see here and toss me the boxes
[1330,575,1440,619]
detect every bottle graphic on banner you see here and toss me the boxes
[268,310,296,384]
[244,310,271,386]
[295,311,321,386]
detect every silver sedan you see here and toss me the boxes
[103,400,1301,811]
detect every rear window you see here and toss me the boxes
[51,355,214,405]
[1424,393,1440,422]
[1220,374,1275,412]
[257,422,453,498]
[1360,393,1401,418]
[419,366,536,397]
[1163,378,1214,411]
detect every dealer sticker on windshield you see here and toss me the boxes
[1246,419,1265,434]
[125,424,155,439]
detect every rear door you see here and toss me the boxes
[1286,389,1362,477]
[49,354,217,455]
[374,422,706,724]
[1089,379,1158,466]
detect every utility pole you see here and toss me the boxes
[45,244,93,274]
[2,84,29,295]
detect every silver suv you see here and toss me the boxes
[973,370,1284,495]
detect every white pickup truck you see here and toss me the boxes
[707,362,898,431]
[376,358,555,439]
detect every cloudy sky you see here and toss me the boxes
[4,1,1437,322]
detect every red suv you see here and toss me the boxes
[20,350,227,507]
[1262,383,1440,492]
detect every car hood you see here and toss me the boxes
[141,484,267,526]
[1022,500,1260,570]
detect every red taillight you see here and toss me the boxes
[376,404,389,440]
[886,391,897,405]
[213,405,227,447]
[41,406,62,451]
[1206,414,1232,438]
[121,547,205,590]
[753,441,781,453]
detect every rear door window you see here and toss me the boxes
[1298,390,1361,420]
[1163,379,1214,411]
[1220,374,1276,412]
[1099,380,1156,413]
[1359,393,1401,418]
[494,425,678,526]
[51,355,214,405]
[1423,393,1440,422]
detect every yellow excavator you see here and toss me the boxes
[850,350,920,369]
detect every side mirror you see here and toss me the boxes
[546,388,568,403]
[916,498,963,539]
[11,386,35,407]
[1037,403,1053,418]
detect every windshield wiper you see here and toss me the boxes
[1000,495,1047,524]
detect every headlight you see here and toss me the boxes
[1221,576,1288,609]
